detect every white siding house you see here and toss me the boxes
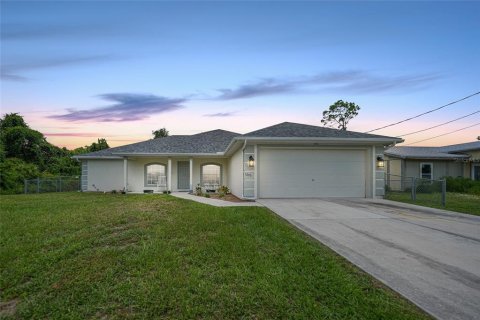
[75,122,402,199]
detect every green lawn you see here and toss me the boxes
[0,193,429,319]
[385,192,480,216]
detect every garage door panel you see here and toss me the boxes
[259,149,366,198]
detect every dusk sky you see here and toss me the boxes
[1,1,479,149]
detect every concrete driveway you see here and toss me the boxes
[259,198,480,320]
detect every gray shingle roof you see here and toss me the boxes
[79,129,239,157]
[77,122,402,159]
[243,122,401,140]
[385,141,479,160]
[437,141,480,153]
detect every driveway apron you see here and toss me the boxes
[259,198,480,320]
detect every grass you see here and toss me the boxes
[385,192,480,216]
[0,193,430,319]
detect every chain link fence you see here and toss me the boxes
[385,174,446,207]
[24,177,80,194]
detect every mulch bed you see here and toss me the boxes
[194,193,251,203]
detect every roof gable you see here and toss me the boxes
[79,129,239,157]
[243,122,400,140]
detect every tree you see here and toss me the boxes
[321,100,360,130]
[73,138,110,154]
[152,128,169,139]
[1,126,45,164]
[0,158,39,194]
[0,113,28,131]
[89,138,109,152]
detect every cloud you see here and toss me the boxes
[215,70,442,100]
[50,93,186,122]
[0,73,28,82]
[203,111,237,117]
[1,23,119,41]
[216,78,295,100]
[1,55,115,81]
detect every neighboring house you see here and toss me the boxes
[74,122,402,199]
[385,141,480,181]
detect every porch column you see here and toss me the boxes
[167,158,172,191]
[123,157,128,192]
[189,158,193,192]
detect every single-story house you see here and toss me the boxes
[385,141,480,181]
[74,122,403,199]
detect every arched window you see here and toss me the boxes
[145,163,167,187]
[201,164,222,191]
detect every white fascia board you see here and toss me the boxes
[224,137,403,155]
[72,155,123,160]
[385,154,470,160]
[111,152,228,158]
[242,137,403,143]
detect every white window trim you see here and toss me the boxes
[420,162,433,180]
[200,163,222,190]
[144,163,167,187]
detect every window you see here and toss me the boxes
[201,164,221,191]
[420,163,433,180]
[145,163,166,186]
[473,165,480,181]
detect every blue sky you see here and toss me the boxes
[1,1,479,148]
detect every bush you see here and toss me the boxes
[195,184,203,196]
[416,180,439,194]
[445,176,480,195]
[204,193,210,198]
[0,158,39,194]
[218,185,230,194]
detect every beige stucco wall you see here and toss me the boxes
[87,159,124,192]
[228,148,243,198]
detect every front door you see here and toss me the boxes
[177,161,190,190]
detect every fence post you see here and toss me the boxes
[411,177,416,201]
[24,179,27,194]
[36,177,40,193]
[441,179,446,207]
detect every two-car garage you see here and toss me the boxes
[258,148,367,198]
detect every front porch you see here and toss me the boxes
[122,156,229,194]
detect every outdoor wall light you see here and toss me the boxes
[248,155,255,168]
[376,156,385,168]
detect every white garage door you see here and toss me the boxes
[259,148,366,198]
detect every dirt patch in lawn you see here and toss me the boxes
[0,298,19,317]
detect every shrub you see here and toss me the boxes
[0,158,39,194]
[444,176,480,195]
[416,180,438,194]
[218,185,230,194]
[204,193,210,198]
[195,184,203,196]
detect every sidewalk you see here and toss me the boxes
[171,192,263,207]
